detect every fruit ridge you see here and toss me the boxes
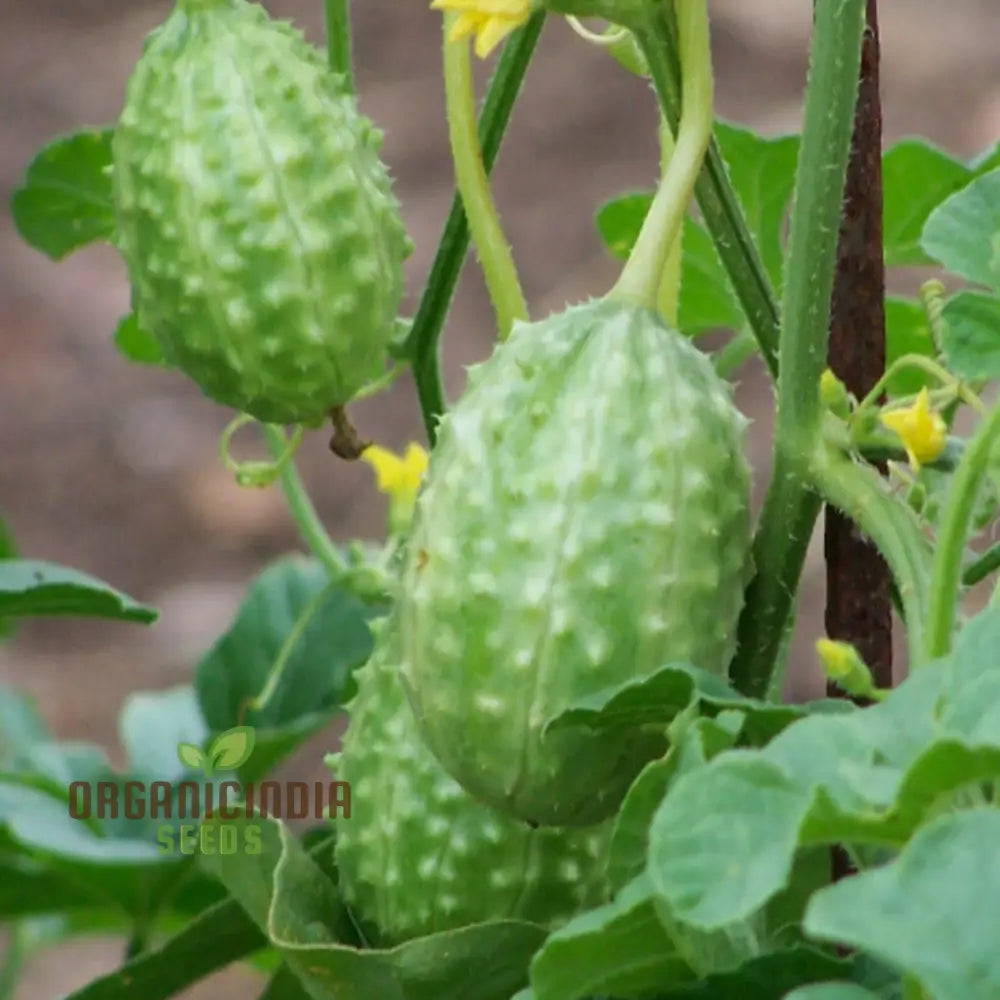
[397,298,753,827]
[112,0,411,424]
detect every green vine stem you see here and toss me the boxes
[811,444,933,662]
[730,0,867,698]
[406,13,545,443]
[324,0,354,91]
[611,0,713,308]
[924,401,1000,659]
[635,7,780,377]
[262,424,346,580]
[441,12,529,341]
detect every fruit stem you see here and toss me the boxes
[177,0,231,10]
[324,0,355,92]
[654,115,683,327]
[924,400,1000,659]
[610,0,713,310]
[637,8,780,378]
[729,0,867,698]
[262,424,348,581]
[405,14,545,443]
[441,12,529,341]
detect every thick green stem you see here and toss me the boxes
[263,425,345,580]
[636,10,780,377]
[925,402,1000,659]
[811,445,933,664]
[729,0,866,698]
[407,14,544,443]
[611,0,713,308]
[442,13,529,341]
[655,117,683,327]
[324,0,354,91]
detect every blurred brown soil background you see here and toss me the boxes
[3,0,1000,995]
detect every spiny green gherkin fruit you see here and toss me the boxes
[331,617,612,947]
[112,0,411,424]
[398,299,752,828]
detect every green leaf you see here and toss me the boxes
[10,128,116,260]
[259,965,315,1000]
[119,686,208,780]
[805,809,1000,999]
[196,556,379,782]
[882,140,973,267]
[0,852,96,919]
[648,754,811,929]
[0,775,190,919]
[607,715,743,894]
[113,313,166,367]
[714,122,800,288]
[595,192,649,260]
[641,605,1000,936]
[785,987,883,1000]
[200,815,546,1000]
[939,289,1000,380]
[678,220,746,334]
[0,685,50,768]
[884,296,936,396]
[529,875,692,1000]
[544,661,840,747]
[650,949,856,1000]
[209,726,256,771]
[61,892,265,1000]
[0,559,157,623]
[922,167,1000,291]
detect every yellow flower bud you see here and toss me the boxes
[815,638,883,701]
[430,0,531,58]
[819,368,851,419]
[879,387,947,470]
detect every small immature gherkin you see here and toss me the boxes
[112,0,410,424]
[331,617,611,947]
[398,299,753,827]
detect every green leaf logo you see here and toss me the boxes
[208,726,255,773]
[177,742,207,771]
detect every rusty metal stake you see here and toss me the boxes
[824,0,891,883]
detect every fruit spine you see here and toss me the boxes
[331,617,611,946]
[398,298,752,827]
[112,0,411,424]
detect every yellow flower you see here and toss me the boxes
[879,387,947,470]
[430,0,531,58]
[361,443,429,534]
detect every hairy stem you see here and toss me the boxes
[812,445,932,673]
[442,13,529,340]
[730,0,867,698]
[406,14,545,443]
[925,402,1000,659]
